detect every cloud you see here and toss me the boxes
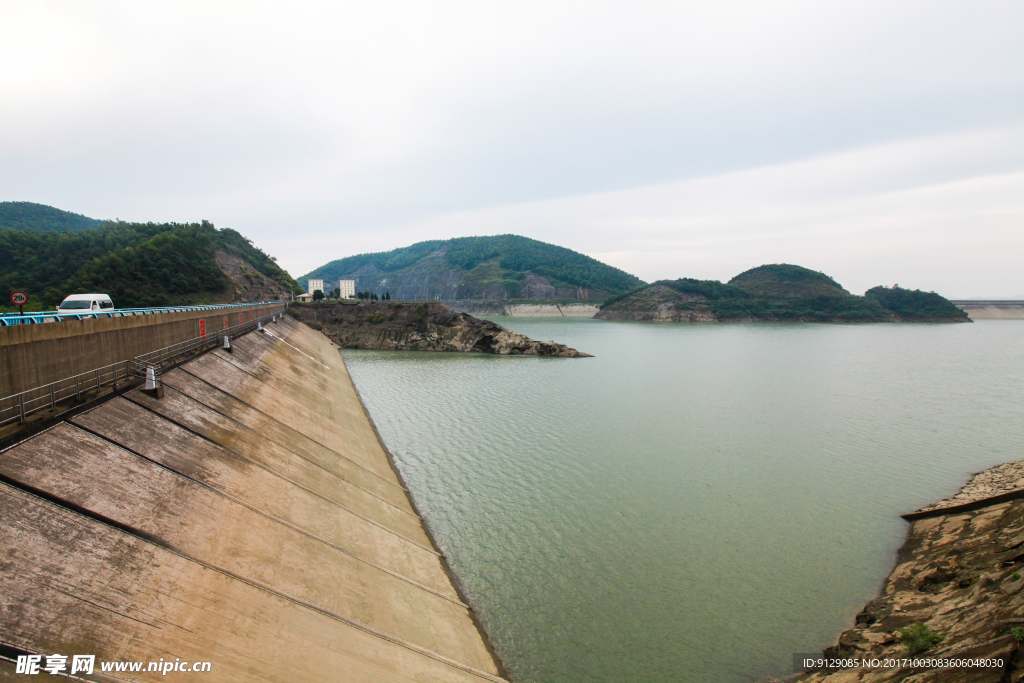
[1,1,1021,295]
[270,127,1023,297]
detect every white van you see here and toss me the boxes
[58,293,115,313]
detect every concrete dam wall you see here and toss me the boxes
[0,303,283,397]
[952,300,1024,320]
[0,317,506,681]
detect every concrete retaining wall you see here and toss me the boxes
[0,304,285,397]
[952,301,1024,320]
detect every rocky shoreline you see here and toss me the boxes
[290,301,591,357]
[782,460,1024,683]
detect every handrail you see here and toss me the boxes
[131,309,281,377]
[0,305,286,428]
[0,301,287,326]
[0,359,132,429]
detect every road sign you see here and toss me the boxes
[10,292,28,306]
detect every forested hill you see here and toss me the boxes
[597,264,969,323]
[301,235,644,300]
[0,201,106,233]
[1,217,303,310]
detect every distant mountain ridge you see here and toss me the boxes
[301,235,645,300]
[0,201,105,233]
[597,264,969,323]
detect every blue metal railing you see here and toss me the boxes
[0,301,286,326]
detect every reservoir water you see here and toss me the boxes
[341,319,1024,683]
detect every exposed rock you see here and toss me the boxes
[787,463,1024,683]
[215,250,295,303]
[912,460,1024,515]
[595,285,717,322]
[292,301,592,357]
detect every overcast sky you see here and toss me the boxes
[3,1,1022,296]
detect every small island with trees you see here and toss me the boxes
[595,264,970,323]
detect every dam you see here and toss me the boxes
[0,306,506,681]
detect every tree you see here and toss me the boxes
[312,289,324,301]
[331,287,340,298]
[384,291,391,300]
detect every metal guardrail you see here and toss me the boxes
[0,360,132,429]
[130,308,282,379]
[0,301,286,326]
[0,306,287,429]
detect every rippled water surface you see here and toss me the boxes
[341,319,1024,683]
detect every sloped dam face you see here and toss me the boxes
[0,318,505,682]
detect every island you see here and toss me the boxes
[595,264,970,323]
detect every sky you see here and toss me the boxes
[2,1,1022,297]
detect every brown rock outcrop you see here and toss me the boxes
[215,250,297,303]
[788,462,1024,683]
[594,285,717,322]
[292,301,592,357]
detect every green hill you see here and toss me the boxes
[728,264,849,298]
[301,235,644,300]
[0,201,106,233]
[598,267,967,323]
[865,285,969,321]
[1,216,302,311]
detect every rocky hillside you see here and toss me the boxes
[787,461,1024,683]
[0,210,303,310]
[300,235,644,301]
[214,249,298,304]
[595,284,720,322]
[291,301,591,357]
[596,266,969,323]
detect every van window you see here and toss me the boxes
[59,300,92,310]
[100,301,113,309]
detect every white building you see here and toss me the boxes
[338,279,355,298]
[307,279,324,296]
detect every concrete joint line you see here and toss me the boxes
[225,343,356,418]
[173,367,408,492]
[64,421,458,601]
[129,385,421,524]
[261,328,329,368]
[0,482,503,683]
[209,351,344,427]
[207,351,363,442]
[117,391,441,557]
[159,377,415,508]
